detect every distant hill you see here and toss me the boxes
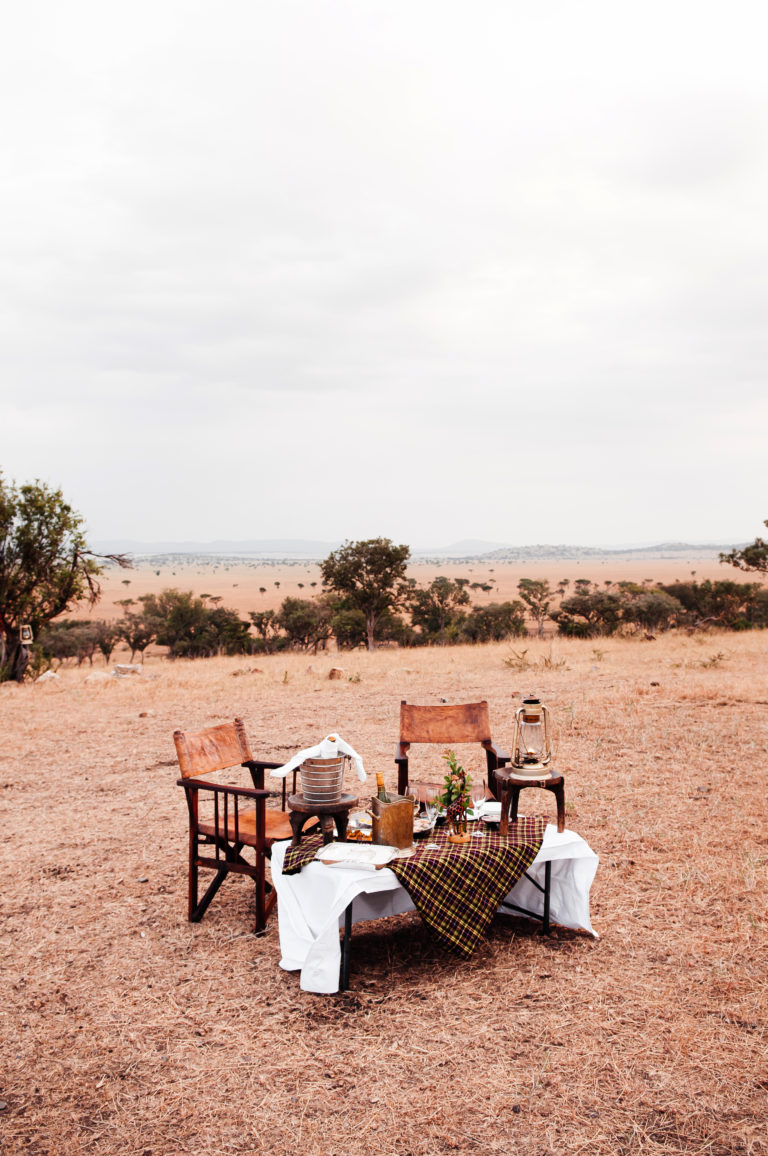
[93,538,341,558]
[93,537,741,563]
[481,542,735,562]
[412,539,509,558]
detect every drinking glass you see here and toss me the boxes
[405,785,420,815]
[472,779,486,818]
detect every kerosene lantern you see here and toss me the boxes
[511,696,552,776]
[499,694,564,836]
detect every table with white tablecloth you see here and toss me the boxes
[271,825,598,994]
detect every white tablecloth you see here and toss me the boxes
[271,825,598,994]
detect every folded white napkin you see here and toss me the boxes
[269,733,367,782]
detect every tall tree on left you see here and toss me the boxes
[0,474,130,681]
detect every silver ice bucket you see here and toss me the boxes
[300,756,346,804]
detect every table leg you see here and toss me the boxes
[289,810,305,847]
[320,814,336,844]
[335,810,350,841]
[510,785,521,824]
[552,780,565,833]
[340,902,353,991]
[542,860,551,934]
[499,785,511,836]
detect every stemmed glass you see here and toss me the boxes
[471,778,486,820]
[405,785,420,816]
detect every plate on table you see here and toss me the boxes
[346,811,373,841]
[413,816,435,838]
[315,842,396,870]
[349,810,372,830]
[479,801,501,822]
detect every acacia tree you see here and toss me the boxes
[720,522,768,574]
[321,537,410,650]
[138,589,209,658]
[0,475,129,681]
[517,578,553,638]
[116,600,156,662]
[278,596,333,653]
[248,609,283,653]
[409,576,470,645]
[95,620,121,665]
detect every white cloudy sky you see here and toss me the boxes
[2,0,767,548]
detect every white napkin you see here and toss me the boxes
[269,733,367,782]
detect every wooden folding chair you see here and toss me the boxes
[174,718,304,933]
[394,700,510,797]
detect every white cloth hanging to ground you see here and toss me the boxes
[272,824,599,993]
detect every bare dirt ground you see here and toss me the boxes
[90,557,732,621]
[3,630,767,1155]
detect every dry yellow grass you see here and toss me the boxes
[2,630,767,1155]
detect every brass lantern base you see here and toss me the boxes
[507,762,552,779]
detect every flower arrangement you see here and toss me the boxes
[436,750,472,841]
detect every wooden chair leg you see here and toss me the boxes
[254,850,266,933]
[188,832,199,920]
[190,867,227,922]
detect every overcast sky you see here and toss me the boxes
[2,0,766,549]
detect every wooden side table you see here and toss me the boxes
[287,793,358,847]
[495,770,566,835]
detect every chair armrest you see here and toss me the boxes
[243,759,282,791]
[483,741,510,767]
[177,778,270,800]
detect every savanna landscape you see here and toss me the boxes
[87,555,734,622]
[5,4,768,1152]
[3,591,767,1155]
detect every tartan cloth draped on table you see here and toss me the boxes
[281,816,546,957]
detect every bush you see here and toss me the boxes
[619,589,684,633]
[551,591,624,637]
[39,620,101,665]
[460,601,526,643]
[331,608,367,650]
[278,597,333,653]
[657,579,764,630]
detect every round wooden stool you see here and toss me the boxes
[287,793,358,846]
[495,769,566,835]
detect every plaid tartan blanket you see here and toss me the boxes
[281,816,546,958]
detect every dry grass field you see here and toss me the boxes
[3,629,767,1155]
